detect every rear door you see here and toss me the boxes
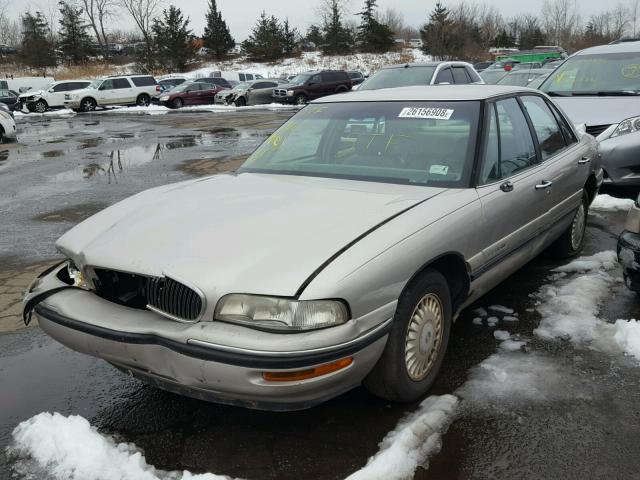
[475,97,551,268]
[307,73,323,99]
[200,83,217,104]
[251,81,277,104]
[112,78,134,104]
[520,95,588,225]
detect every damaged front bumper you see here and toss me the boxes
[25,263,392,411]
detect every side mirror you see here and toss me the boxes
[307,82,316,86]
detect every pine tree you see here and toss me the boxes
[202,0,235,60]
[282,18,299,55]
[21,12,56,70]
[152,6,197,71]
[242,12,285,61]
[356,0,394,53]
[305,24,323,47]
[58,1,93,64]
[321,0,353,55]
[420,2,454,60]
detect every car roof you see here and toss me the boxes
[380,61,473,70]
[312,85,538,103]
[576,41,640,55]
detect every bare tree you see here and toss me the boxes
[376,8,405,37]
[119,0,162,64]
[540,0,580,46]
[81,0,118,56]
[0,0,21,47]
[630,0,640,37]
[610,3,630,39]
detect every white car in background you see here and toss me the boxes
[18,80,92,113]
[64,75,159,112]
[0,103,17,143]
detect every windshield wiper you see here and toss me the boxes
[545,91,571,97]
[569,91,640,96]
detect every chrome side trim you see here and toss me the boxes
[187,317,393,357]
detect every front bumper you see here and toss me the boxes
[272,94,294,104]
[598,133,640,186]
[28,264,391,411]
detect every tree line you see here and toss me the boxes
[4,0,640,73]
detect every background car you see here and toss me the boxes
[539,40,640,185]
[347,71,366,85]
[194,77,232,89]
[357,62,483,91]
[496,68,553,87]
[154,81,225,108]
[158,77,186,92]
[0,102,17,143]
[473,61,494,72]
[480,69,509,84]
[0,89,19,111]
[18,80,91,113]
[64,75,159,112]
[272,70,352,104]
[215,79,282,106]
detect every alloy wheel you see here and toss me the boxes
[570,202,586,250]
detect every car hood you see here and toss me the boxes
[552,96,640,126]
[57,173,444,297]
[19,89,44,98]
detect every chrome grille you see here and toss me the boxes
[274,88,287,97]
[145,276,203,321]
[585,124,611,137]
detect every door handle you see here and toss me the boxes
[500,180,514,192]
[535,180,553,190]
[578,156,591,164]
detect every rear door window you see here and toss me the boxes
[520,95,566,160]
[52,84,68,92]
[245,74,253,80]
[113,78,131,89]
[239,74,246,81]
[131,76,155,87]
[452,67,470,84]
[435,68,454,84]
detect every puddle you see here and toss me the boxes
[41,150,64,158]
[0,150,8,164]
[179,155,248,176]
[33,202,107,222]
[78,138,105,149]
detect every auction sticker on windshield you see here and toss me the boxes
[398,107,454,120]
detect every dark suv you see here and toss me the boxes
[273,70,352,104]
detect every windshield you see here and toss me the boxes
[289,74,312,85]
[359,67,437,90]
[88,80,101,89]
[239,101,480,187]
[480,70,508,84]
[541,52,640,95]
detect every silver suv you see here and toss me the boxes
[358,61,483,90]
[64,75,159,112]
[540,41,640,185]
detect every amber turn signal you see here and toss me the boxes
[263,357,353,382]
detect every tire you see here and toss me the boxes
[364,269,452,402]
[294,94,307,105]
[33,100,48,113]
[552,191,588,258]
[171,98,183,109]
[136,94,151,107]
[233,97,246,107]
[0,125,4,144]
[79,97,97,112]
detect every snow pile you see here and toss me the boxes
[457,352,571,405]
[534,250,640,361]
[184,49,431,80]
[7,412,235,480]
[590,194,634,212]
[90,103,300,116]
[14,108,76,118]
[345,395,458,480]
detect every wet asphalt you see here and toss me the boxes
[1,111,640,479]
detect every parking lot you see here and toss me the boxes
[2,110,640,480]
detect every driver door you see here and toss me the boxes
[475,97,551,270]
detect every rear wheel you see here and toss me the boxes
[171,98,183,109]
[33,99,48,113]
[552,191,588,258]
[80,97,97,112]
[294,94,307,105]
[136,94,151,107]
[364,269,452,402]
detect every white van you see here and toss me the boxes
[207,70,264,82]
[6,77,55,93]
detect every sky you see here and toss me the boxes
[5,0,617,41]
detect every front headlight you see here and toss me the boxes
[160,96,169,101]
[67,262,88,289]
[286,90,295,96]
[611,116,640,138]
[214,294,349,331]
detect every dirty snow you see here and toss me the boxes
[7,412,236,480]
[493,330,511,341]
[13,108,76,118]
[499,339,526,351]
[345,395,458,480]
[489,305,514,314]
[89,103,300,116]
[534,250,640,361]
[502,315,519,322]
[590,194,634,212]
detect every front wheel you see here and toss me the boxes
[552,191,588,258]
[79,97,97,112]
[136,94,151,107]
[233,97,246,107]
[294,94,307,105]
[171,98,183,109]
[33,100,48,113]
[364,269,452,402]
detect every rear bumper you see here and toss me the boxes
[29,264,391,410]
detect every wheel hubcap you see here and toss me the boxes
[404,293,444,381]
[571,203,586,250]
[36,103,45,112]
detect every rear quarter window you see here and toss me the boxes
[131,76,156,87]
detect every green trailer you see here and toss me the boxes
[496,49,565,63]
